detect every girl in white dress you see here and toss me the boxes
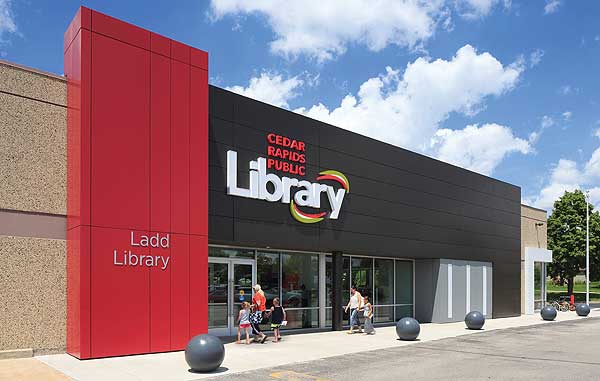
[362,296,375,335]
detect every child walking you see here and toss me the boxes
[237,301,251,344]
[267,298,286,343]
[362,295,375,335]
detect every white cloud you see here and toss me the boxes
[541,115,554,128]
[433,123,530,175]
[0,0,17,38]
[210,1,506,61]
[456,0,511,19]
[225,72,303,108]
[528,115,554,144]
[529,49,544,67]
[229,45,528,175]
[584,147,600,179]
[562,111,572,121]
[544,0,561,14]
[524,160,581,210]
[558,85,577,95]
[525,146,600,211]
[296,45,523,155]
[210,0,445,61]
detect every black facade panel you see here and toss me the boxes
[208,215,234,244]
[343,194,520,240]
[234,219,320,252]
[318,125,520,200]
[345,175,519,227]
[209,86,235,121]
[209,116,234,146]
[207,86,523,318]
[319,147,520,214]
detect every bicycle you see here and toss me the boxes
[546,299,570,312]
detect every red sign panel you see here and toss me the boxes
[65,7,208,359]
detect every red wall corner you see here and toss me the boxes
[65,6,208,359]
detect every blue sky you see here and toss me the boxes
[1,0,599,211]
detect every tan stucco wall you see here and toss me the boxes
[0,236,66,354]
[0,60,68,355]
[0,61,67,215]
[520,204,548,314]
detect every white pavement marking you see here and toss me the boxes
[37,309,600,381]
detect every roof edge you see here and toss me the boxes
[0,58,65,82]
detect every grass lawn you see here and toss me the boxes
[545,280,600,303]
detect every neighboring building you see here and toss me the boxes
[0,7,542,359]
[0,60,67,356]
[521,205,552,314]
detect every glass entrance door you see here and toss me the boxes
[208,258,255,336]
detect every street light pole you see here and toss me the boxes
[586,190,590,306]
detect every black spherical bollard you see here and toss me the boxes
[464,311,485,330]
[185,334,225,373]
[396,317,420,341]
[540,306,557,321]
[576,303,591,317]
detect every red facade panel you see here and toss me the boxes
[150,243,171,352]
[91,10,150,50]
[190,49,208,71]
[151,32,170,57]
[190,66,208,236]
[64,7,91,53]
[66,226,91,358]
[170,60,191,235]
[90,33,150,231]
[90,227,150,357]
[150,53,171,233]
[170,234,190,349]
[66,7,209,359]
[66,28,91,231]
[66,227,80,357]
[189,234,208,335]
[171,40,190,64]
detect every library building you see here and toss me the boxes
[0,7,551,359]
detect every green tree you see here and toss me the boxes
[547,190,600,294]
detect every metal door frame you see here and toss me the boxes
[208,257,256,336]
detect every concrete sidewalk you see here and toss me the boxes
[35,308,599,381]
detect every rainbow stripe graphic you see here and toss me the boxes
[316,170,350,193]
[290,170,349,223]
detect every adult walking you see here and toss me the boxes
[344,285,363,334]
[251,284,268,343]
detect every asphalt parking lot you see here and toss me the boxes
[209,317,600,380]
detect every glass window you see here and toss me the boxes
[282,253,319,308]
[374,259,394,305]
[342,256,351,306]
[257,251,280,307]
[326,255,332,308]
[208,262,228,329]
[282,252,319,329]
[395,305,413,320]
[374,258,394,323]
[282,309,319,330]
[208,246,255,259]
[351,257,373,298]
[395,260,413,306]
[534,262,545,310]
[326,307,332,328]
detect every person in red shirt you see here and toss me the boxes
[251,284,268,343]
